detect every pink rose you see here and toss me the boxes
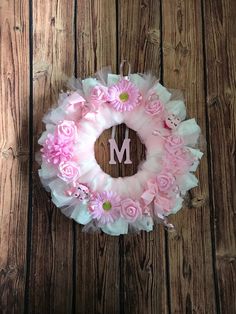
[56,120,77,141]
[156,172,175,192]
[154,194,173,217]
[165,135,184,153]
[90,85,108,105]
[174,148,194,166]
[165,148,195,174]
[147,91,158,102]
[120,199,142,222]
[145,99,164,116]
[58,161,80,182]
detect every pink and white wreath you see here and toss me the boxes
[38,66,203,236]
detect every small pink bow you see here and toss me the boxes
[141,180,157,206]
[66,92,89,117]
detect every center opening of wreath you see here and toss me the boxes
[94,124,146,178]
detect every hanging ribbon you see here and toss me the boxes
[120,60,131,79]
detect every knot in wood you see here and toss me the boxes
[191,194,207,208]
[146,29,160,44]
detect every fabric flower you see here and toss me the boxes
[165,135,184,153]
[56,120,77,142]
[164,147,195,175]
[147,91,158,101]
[41,133,74,165]
[108,79,141,112]
[156,172,175,192]
[90,85,108,108]
[58,161,80,183]
[89,191,121,225]
[120,199,142,222]
[145,99,164,116]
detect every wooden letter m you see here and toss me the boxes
[108,138,132,165]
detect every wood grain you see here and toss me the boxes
[28,1,75,313]
[0,1,29,313]
[118,1,169,313]
[118,0,161,77]
[162,0,217,313]
[203,0,236,313]
[75,1,120,313]
[1,1,236,313]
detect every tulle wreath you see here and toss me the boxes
[37,65,203,236]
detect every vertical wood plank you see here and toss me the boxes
[118,1,169,313]
[28,1,75,313]
[203,0,236,313]
[75,1,120,314]
[0,1,29,313]
[162,0,217,312]
[118,0,161,77]
[77,0,117,76]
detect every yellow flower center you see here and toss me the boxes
[119,92,129,102]
[102,201,112,211]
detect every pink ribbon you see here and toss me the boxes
[141,181,157,206]
[66,92,89,117]
[65,186,77,196]
[67,92,85,106]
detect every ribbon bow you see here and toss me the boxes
[67,92,89,117]
[141,180,157,206]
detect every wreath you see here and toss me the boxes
[38,62,203,235]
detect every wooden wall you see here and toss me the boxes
[0,0,235,313]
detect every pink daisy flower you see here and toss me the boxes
[41,133,74,165]
[89,191,121,225]
[108,79,141,112]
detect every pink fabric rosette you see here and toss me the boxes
[58,161,80,183]
[120,199,142,222]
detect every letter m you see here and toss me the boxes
[108,138,132,165]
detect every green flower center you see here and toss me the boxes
[102,201,112,211]
[119,92,129,102]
